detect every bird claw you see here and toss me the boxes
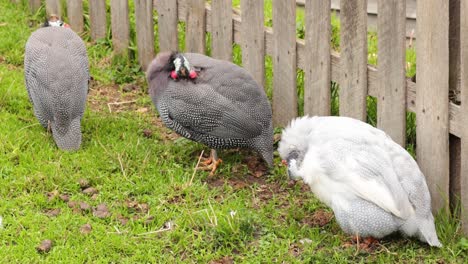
[347,235,379,252]
[199,156,223,176]
[201,156,213,166]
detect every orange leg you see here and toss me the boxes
[199,149,223,176]
[351,235,379,251]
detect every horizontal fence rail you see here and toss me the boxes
[18,0,468,233]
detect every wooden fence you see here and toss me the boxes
[21,0,468,234]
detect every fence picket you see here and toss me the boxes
[304,0,331,116]
[377,0,406,146]
[45,0,61,17]
[134,0,155,70]
[186,0,205,53]
[340,0,367,121]
[156,0,178,53]
[29,0,41,12]
[67,0,84,33]
[211,0,232,61]
[416,0,450,213]
[241,0,264,88]
[89,0,107,40]
[460,0,468,234]
[272,0,297,127]
[449,0,462,217]
[111,0,130,55]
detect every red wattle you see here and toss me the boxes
[170,71,178,79]
[189,70,197,79]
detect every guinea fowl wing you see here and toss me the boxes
[24,38,53,125]
[313,124,415,219]
[165,82,263,139]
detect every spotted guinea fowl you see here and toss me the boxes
[278,116,442,247]
[147,51,273,173]
[24,16,89,150]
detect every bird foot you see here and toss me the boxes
[348,236,379,252]
[199,156,223,176]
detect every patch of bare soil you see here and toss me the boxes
[80,223,92,234]
[244,155,268,178]
[36,239,53,253]
[288,243,303,257]
[88,81,180,141]
[206,171,291,210]
[93,204,111,218]
[301,209,334,227]
[342,237,381,253]
[87,81,143,113]
[122,199,154,224]
[44,208,61,217]
[209,256,234,264]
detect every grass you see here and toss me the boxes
[1,0,467,262]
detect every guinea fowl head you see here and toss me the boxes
[168,52,198,80]
[278,117,312,180]
[147,52,198,82]
[43,14,70,28]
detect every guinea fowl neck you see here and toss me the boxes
[149,70,171,99]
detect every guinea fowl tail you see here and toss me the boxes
[254,125,274,167]
[51,117,83,151]
[260,148,273,167]
[418,218,442,247]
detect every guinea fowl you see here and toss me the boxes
[147,52,273,174]
[24,15,89,150]
[278,116,442,247]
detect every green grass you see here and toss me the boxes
[1,0,467,262]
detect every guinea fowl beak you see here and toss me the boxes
[179,66,187,77]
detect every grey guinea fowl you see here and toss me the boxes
[146,51,274,174]
[24,16,89,151]
[278,116,442,247]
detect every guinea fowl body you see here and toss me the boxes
[278,116,441,247]
[147,52,273,166]
[24,26,89,150]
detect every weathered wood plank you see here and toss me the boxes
[29,0,41,12]
[272,0,297,126]
[241,0,264,88]
[176,0,188,21]
[134,0,155,70]
[156,0,178,52]
[449,0,461,215]
[416,0,450,213]
[460,0,468,235]
[304,0,331,116]
[339,0,368,121]
[176,4,463,139]
[186,0,205,53]
[450,0,461,101]
[45,0,61,17]
[211,0,233,61]
[89,0,107,40]
[111,0,130,55]
[377,0,406,146]
[67,0,84,33]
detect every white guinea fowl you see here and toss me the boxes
[278,116,442,247]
